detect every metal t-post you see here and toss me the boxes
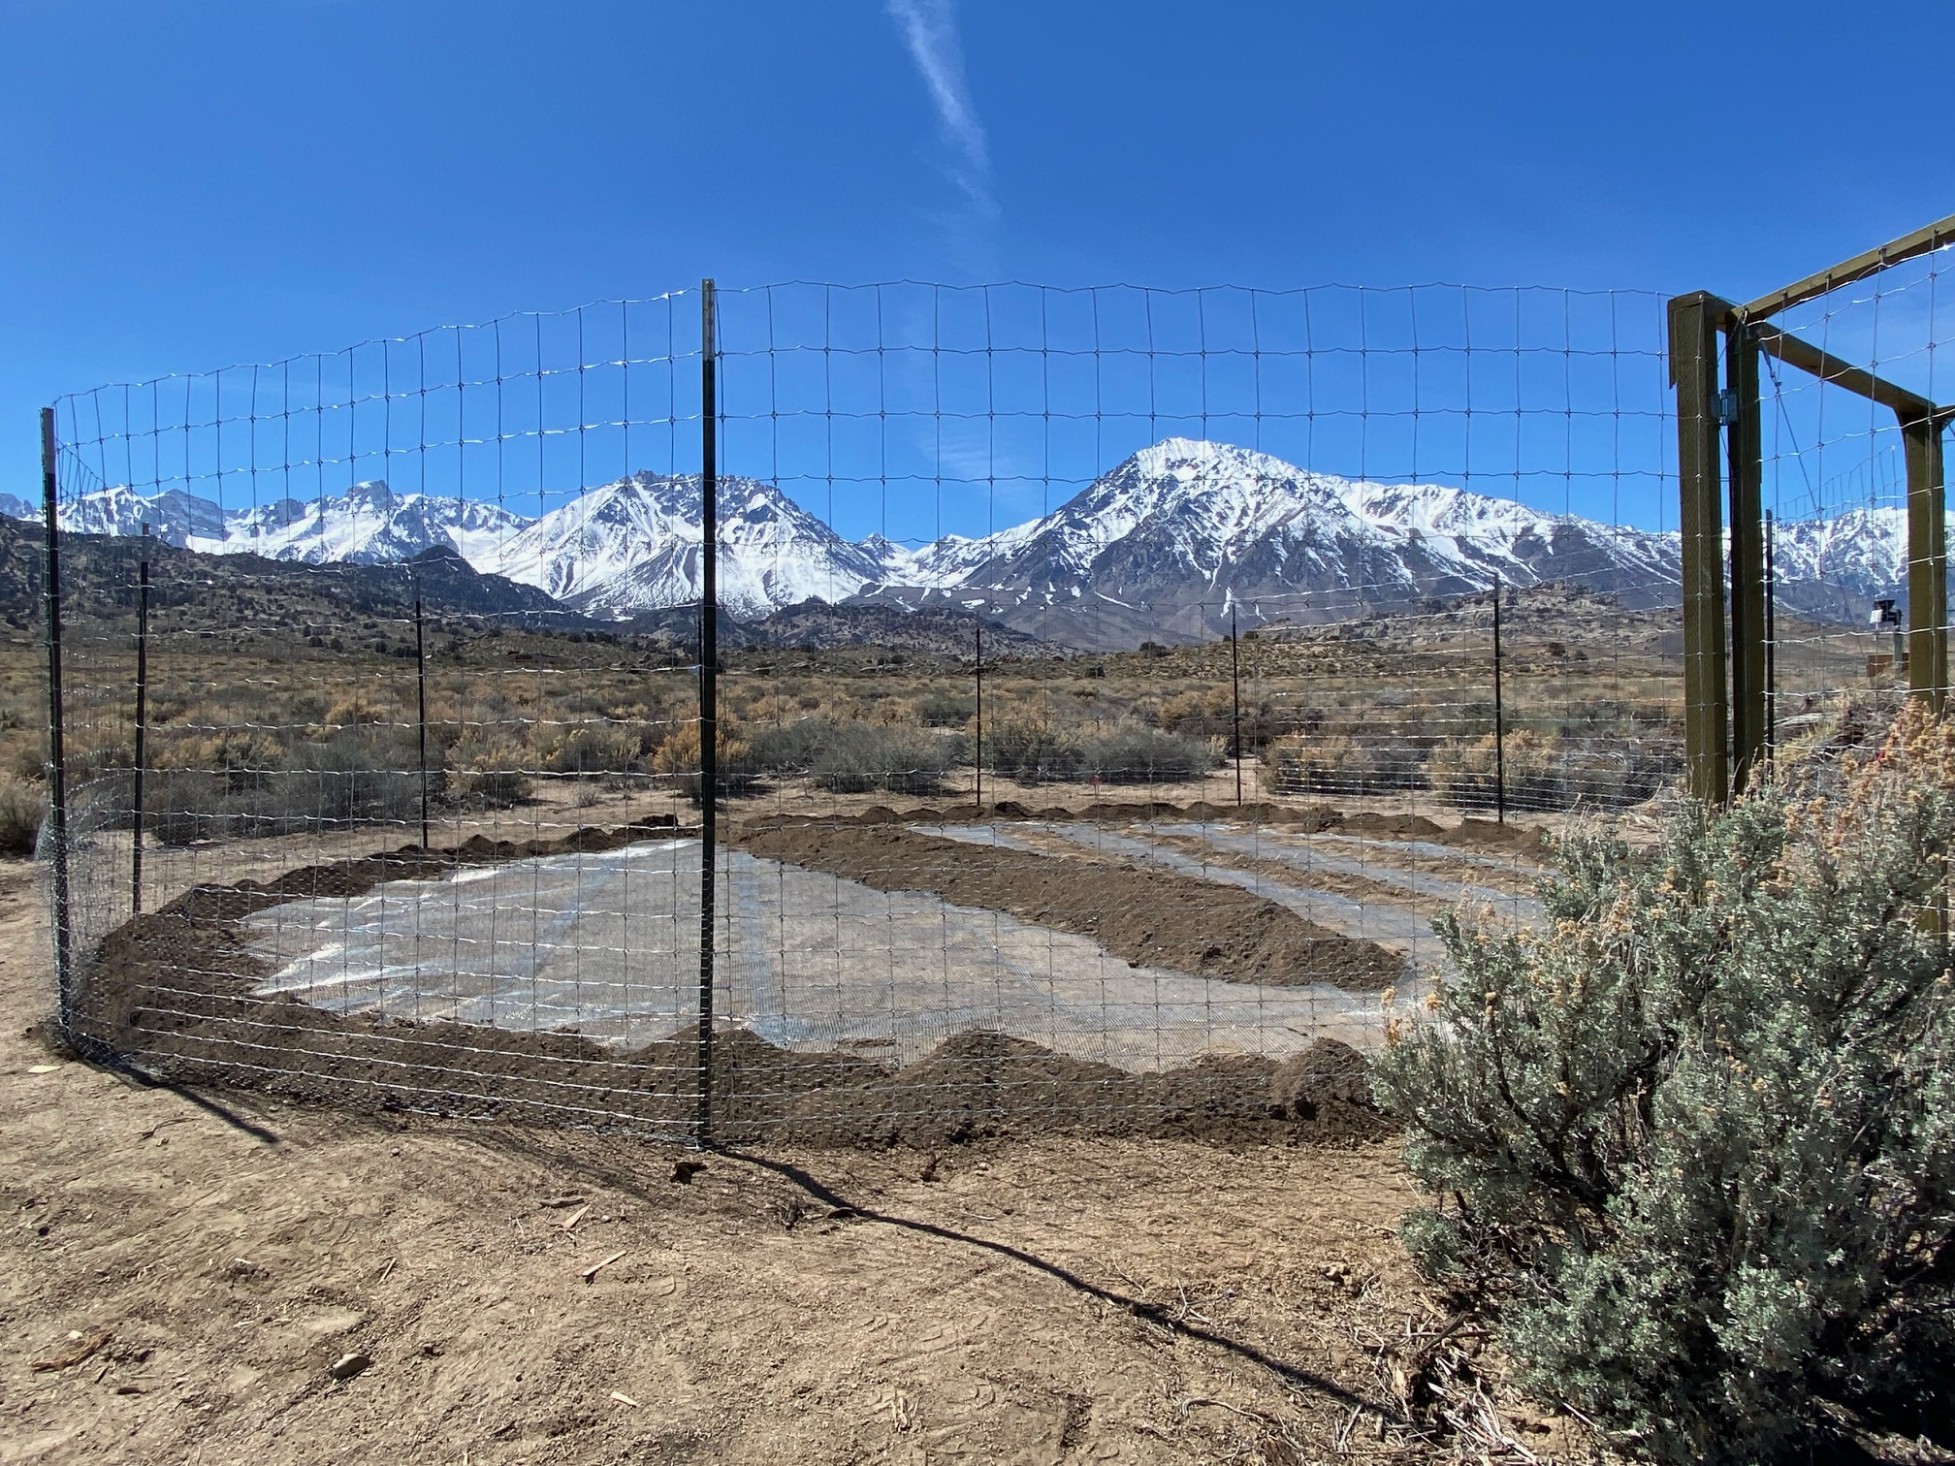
[414,587,430,850]
[1229,604,1243,807]
[973,624,983,811]
[132,525,150,913]
[696,280,719,1147]
[40,409,74,1034]
[1491,578,1505,825]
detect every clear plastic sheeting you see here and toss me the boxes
[242,837,1396,1068]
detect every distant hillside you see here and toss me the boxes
[0,520,584,634]
[743,600,1049,656]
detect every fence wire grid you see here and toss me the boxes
[26,259,1952,1145]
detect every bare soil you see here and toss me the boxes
[0,862,1611,1465]
[738,823,1407,994]
[74,813,1400,1146]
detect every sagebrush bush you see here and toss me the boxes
[465,768,532,807]
[809,723,955,795]
[1427,729,1566,810]
[750,717,957,794]
[541,724,639,776]
[912,691,974,728]
[982,718,1081,784]
[749,717,835,774]
[144,726,441,841]
[0,775,44,856]
[1372,704,1955,1462]
[1429,729,1680,812]
[1260,732,1422,796]
[1079,727,1213,784]
[652,722,758,801]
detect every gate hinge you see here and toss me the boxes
[1715,389,1739,426]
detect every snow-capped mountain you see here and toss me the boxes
[13,437,1935,645]
[854,439,1694,643]
[208,482,530,565]
[478,472,885,619]
[57,485,229,546]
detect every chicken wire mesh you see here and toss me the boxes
[29,256,1947,1143]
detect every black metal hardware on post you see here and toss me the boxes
[414,588,430,850]
[132,525,150,914]
[696,279,719,1148]
[1491,577,1506,826]
[40,408,74,1035]
[1229,604,1243,807]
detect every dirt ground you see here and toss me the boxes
[0,856,1612,1465]
[738,823,1407,993]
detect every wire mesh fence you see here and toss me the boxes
[25,254,1951,1144]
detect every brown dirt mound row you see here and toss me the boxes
[733,798,1350,837]
[1437,816,1551,855]
[737,823,1406,993]
[75,817,1397,1149]
[81,917,1388,1149]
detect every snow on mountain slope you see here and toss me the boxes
[57,485,229,546]
[17,437,1936,642]
[852,437,1688,642]
[208,482,530,565]
[479,471,884,618]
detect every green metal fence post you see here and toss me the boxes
[1726,320,1768,790]
[1903,415,1949,712]
[1670,293,1730,804]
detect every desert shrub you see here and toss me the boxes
[143,769,231,846]
[1153,688,1230,736]
[652,722,758,801]
[8,741,45,783]
[322,694,389,728]
[1430,730,1682,812]
[1259,732,1423,797]
[1079,727,1214,784]
[465,768,532,807]
[144,727,443,841]
[982,718,1081,784]
[1371,705,1955,1463]
[749,717,837,774]
[913,691,975,728]
[810,724,955,795]
[541,724,639,777]
[1427,729,1565,810]
[260,725,440,831]
[0,775,44,856]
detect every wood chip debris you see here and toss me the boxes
[580,1250,627,1284]
[559,1203,592,1232]
[32,1330,111,1373]
[609,1391,640,1408]
[540,1194,587,1209]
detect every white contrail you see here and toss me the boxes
[885,0,997,222]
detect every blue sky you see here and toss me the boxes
[7,0,1953,542]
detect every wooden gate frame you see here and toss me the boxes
[1671,214,1955,804]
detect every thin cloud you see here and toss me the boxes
[885,0,997,225]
